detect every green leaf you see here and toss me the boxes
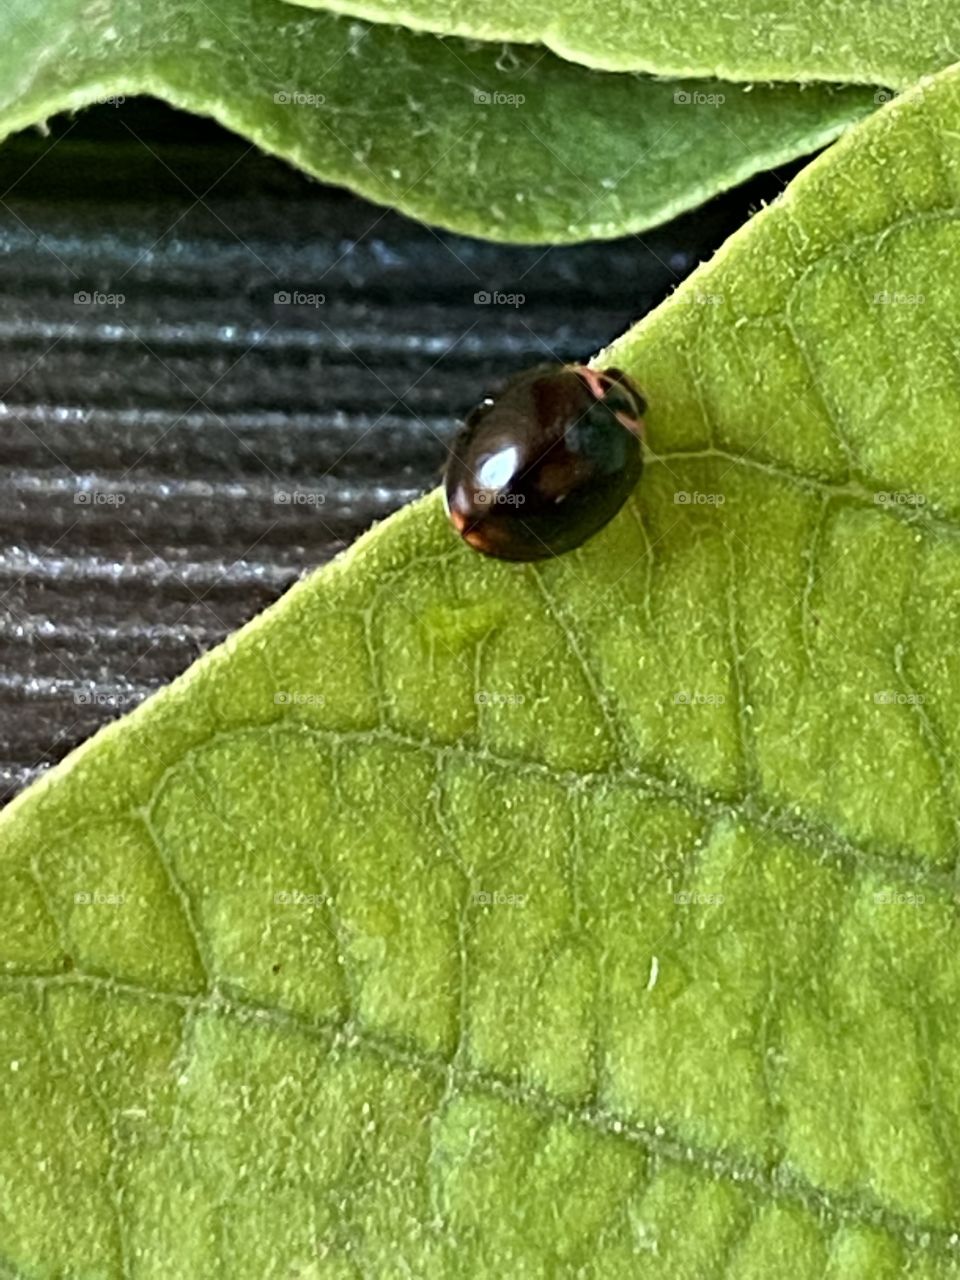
[4,61,960,1280]
[0,0,874,243]
[285,0,958,89]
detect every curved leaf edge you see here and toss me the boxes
[283,0,906,88]
[1,72,872,245]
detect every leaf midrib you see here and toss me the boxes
[3,966,957,1256]
[167,720,960,885]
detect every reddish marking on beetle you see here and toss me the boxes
[448,506,468,533]
[616,409,645,439]
[574,364,645,438]
[574,365,607,399]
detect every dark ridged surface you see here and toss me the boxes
[0,100,802,803]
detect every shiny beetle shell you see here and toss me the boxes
[443,363,645,561]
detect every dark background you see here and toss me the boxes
[0,99,805,804]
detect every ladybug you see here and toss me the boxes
[443,363,645,561]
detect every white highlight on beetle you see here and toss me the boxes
[477,446,520,491]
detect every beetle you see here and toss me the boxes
[443,363,645,561]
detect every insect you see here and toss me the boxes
[443,363,645,561]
